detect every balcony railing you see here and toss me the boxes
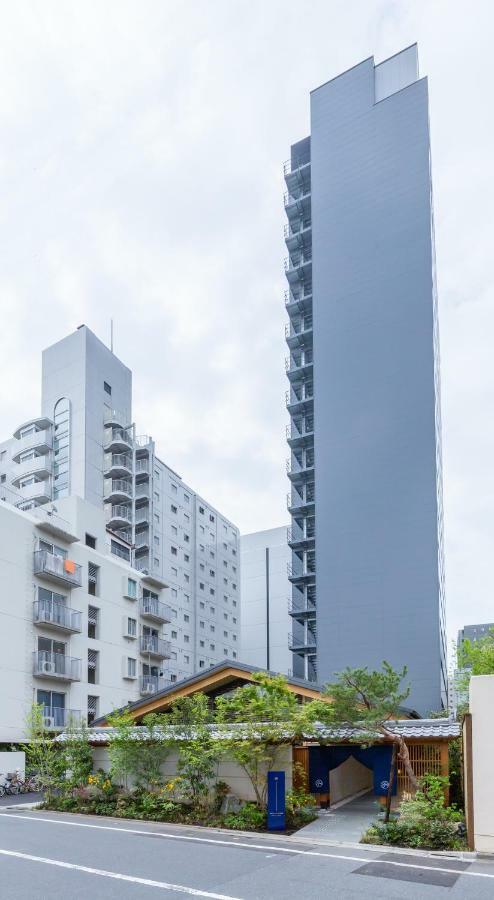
[103,429,133,451]
[33,600,82,633]
[104,453,133,476]
[140,597,172,624]
[288,631,317,652]
[103,408,129,427]
[284,251,312,271]
[287,560,316,580]
[140,636,171,658]
[283,157,311,175]
[106,504,133,525]
[284,220,312,240]
[39,707,83,729]
[104,479,133,500]
[135,507,150,525]
[33,550,82,588]
[33,651,81,681]
[140,675,168,696]
[284,189,311,208]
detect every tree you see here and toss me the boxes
[458,628,494,676]
[61,715,93,790]
[305,662,418,818]
[25,704,65,801]
[106,710,171,790]
[168,693,217,808]
[215,672,302,808]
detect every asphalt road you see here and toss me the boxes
[0,809,493,899]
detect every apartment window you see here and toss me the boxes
[111,540,130,561]
[154,536,160,546]
[171,525,177,535]
[199,660,205,668]
[184,634,190,643]
[171,483,178,493]
[87,606,99,640]
[223,542,227,551]
[199,601,205,610]
[171,567,177,576]
[210,605,215,614]
[200,640,205,648]
[88,649,98,684]
[126,617,137,638]
[199,621,205,629]
[233,599,237,608]
[223,578,228,586]
[209,569,215,577]
[232,651,237,659]
[184,593,190,603]
[184,513,190,523]
[223,631,228,638]
[199,582,204,591]
[184,655,189,664]
[223,595,228,603]
[209,532,214,541]
[232,584,237,591]
[126,657,136,679]
[199,544,204,552]
[233,634,237,642]
[223,613,228,621]
[170,674,177,683]
[87,696,99,726]
[223,560,227,568]
[88,563,99,597]
[171,545,177,556]
[209,514,215,523]
[0,474,5,484]
[224,649,228,656]
[171,588,178,598]
[223,525,227,534]
[184,553,189,563]
[232,566,237,574]
[210,550,215,559]
[125,578,137,600]
[232,548,237,557]
[210,643,215,651]
[200,525,205,534]
[210,588,215,596]
[210,625,215,633]
[184,573,189,583]
[171,504,177,514]
[199,506,205,515]
[103,382,112,395]
[233,617,237,624]
[171,630,177,639]
[200,563,205,571]
[184,533,190,543]
[184,492,189,503]
[170,608,177,618]
[85,534,96,549]
[184,614,189,623]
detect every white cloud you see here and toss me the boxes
[0,0,493,651]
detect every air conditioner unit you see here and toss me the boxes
[141,684,155,696]
[43,716,55,729]
[42,660,55,675]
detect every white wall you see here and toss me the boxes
[92,745,293,803]
[0,752,25,777]
[240,527,292,675]
[470,675,494,852]
[330,756,372,805]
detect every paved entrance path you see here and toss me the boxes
[297,791,379,843]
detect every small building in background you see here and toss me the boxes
[240,527,292,675]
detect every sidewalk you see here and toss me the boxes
[296,791,378,844]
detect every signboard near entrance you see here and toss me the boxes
[267,770,285,830]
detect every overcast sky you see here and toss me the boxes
[0,1,492,650]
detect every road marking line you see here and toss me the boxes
[0,813,489,880]
[0,847,242,899]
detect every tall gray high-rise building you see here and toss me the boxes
[285,45,447,713]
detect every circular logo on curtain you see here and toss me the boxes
[380,780,390,790]
[315,779,324,789]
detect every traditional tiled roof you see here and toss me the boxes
[57,717,460,745]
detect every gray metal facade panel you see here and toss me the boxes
[309,62,445,713]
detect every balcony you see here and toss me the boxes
[285,351,313,382]
[287,522,315,550]
[140,597,172,624]
[135,458,149,479]
[39,707,84,730]
[104,453,133,479]
[284,251,312,285]
[284,189,311,221]
[135,483,150,500]
[140,675,168,696]
[287,560,316,584]
[33,550,82,588]
[15,480,52,506]
[286,454,315,483]
[12,420,53,462]
[103,408,129,428]
[285,387,313,415]
[284,288,312,314]
[286,420,314,449]
[140,636,171,659]
[33,600,82,634]
[33,651,81,682]
[135,505,150,526]
[288,597,317,620]
[104,479,133,503]
[287,485,315,515]
[285,320,313,351]
[103,428,133,453]
[288,631,317,654]
[11,455,52,487]
[135,530,150,552]
[106,504,133,529]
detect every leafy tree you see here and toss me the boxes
[106,710,171,790]
[61,715,93,790]
[25,704,65,800]
[458,628,494,676]
[305,662,419,814]
[169,693,217,807]
[215,672,302,808]
[106,709,143,789]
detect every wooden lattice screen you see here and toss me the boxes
[397,742,444,798]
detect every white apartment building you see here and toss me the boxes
[240,527,292,676]
[0,326,240,740]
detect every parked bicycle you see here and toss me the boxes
[0,770,23,796]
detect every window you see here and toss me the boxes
[171,525,177,535]
[171,567,177,576]
[184,634,190,643]
[184,614,189,623]
[199,544,204,552]
[209,569,215,578]
[171,504,177,514]
[200,640,205,648]
[200,563,205,571]
[184,655,189,664]
[111,540,130,561]
[210,606,215,615]
[88,649,98,684]
[126,657,136,679]
[170,608,177,618]
[210,625,215,633]
[154,536,160,546]
[223,631,228,638]
[233,617,237,624]
[0,474,5,484]
[223,560,228,568]
[184,493,190,503]
[233,634,237,642]
[209,514,215,523]
[184,553,189,563]
[224,649,228,656]
[184,573,190,583]
[87,696,99,726]
[210,550,215,559]
[199,601,205,609]
[184,593,190,603]
[223,613,228,621]
[126,617,137,638]
[233,599,237,608]
[199,506,205,515]
[232,566,237,574]
[199,660,205,669]
[171,630,177,639]
[200,525,205,534]
[170,674,177,683]
[184,533,190,543]
[184,513,190,523]
[53,397,70,499]
[171,546,177,556]
[232,583,237,591]
[85,534,96,549]
[88,563,99,597]
[88,606,99,640]
[171,588,177,598]
[104,382,112,395]
[232,548,237,557]
[210,643,215,651]
[171,483,178,494]
[199,582,204,591]
[153,557,159,567]
[199,621,205,629]
[232,650,237,660]
[125,578,137,600]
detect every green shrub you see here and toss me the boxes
[223,803,266,831]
